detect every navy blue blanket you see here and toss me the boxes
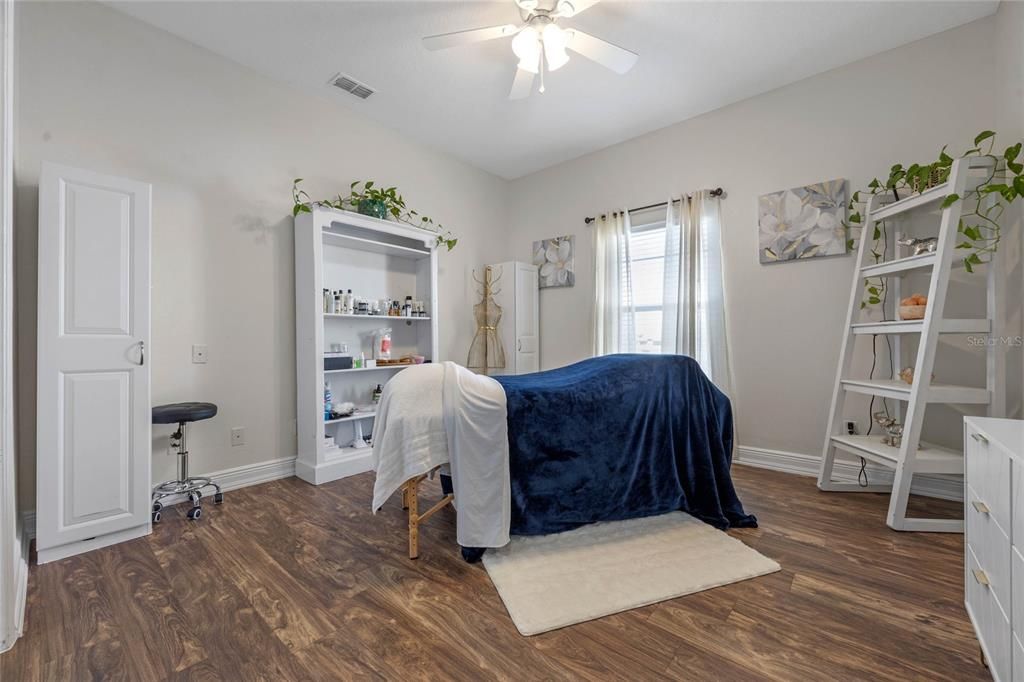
[459,354,756,561]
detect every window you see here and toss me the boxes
[593,195,730,393]
[624,216,667,354]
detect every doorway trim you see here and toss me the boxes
[0,0,24,655]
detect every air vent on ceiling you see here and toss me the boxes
[329,73,374,100]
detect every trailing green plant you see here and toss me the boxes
[846,131,1024,309]
[291,178,458,251]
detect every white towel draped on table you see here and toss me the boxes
[371,361,510,549]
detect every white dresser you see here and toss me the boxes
[965,417,1024,681]
[485,261,539,376]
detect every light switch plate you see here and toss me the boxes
[231,427,245,447]
[192,344,208,364]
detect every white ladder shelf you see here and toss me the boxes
[817,156,1005,532]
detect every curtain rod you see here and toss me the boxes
[583,188,724,225]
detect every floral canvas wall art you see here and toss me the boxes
[758,179,847,263]
[533,235,575,288]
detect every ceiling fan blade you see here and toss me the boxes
[554,0,600,18]
[509,68,535,100]
[422,24,520,51]
[566,29,638,74]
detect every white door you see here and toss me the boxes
[37,163,151,563]
[515,262,539,374]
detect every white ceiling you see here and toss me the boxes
[109,1,997,179]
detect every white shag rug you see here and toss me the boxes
[482,512,780,636]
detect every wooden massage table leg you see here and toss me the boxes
[403,469,454,559]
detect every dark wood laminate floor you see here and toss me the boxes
[2,466,988,681]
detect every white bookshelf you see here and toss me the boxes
[294,206,439,485]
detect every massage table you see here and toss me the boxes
[372,354,757,561]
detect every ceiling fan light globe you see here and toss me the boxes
[516,0,539,10]
[542,24,570,71]
[511,26,541,70]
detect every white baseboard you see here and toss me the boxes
[736,445,963,502]
[153,455,297,509]
[22,455,298,541]
[295,449,373,485]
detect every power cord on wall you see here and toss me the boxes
[860,333,892,483]
[858,220,894,488]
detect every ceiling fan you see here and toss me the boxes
[422,0,639,100]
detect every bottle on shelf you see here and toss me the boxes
[374,328,392,360]
[324,380,332,421]
[344,289,355,315]
[372,384,383,404]
[403,296,412,317]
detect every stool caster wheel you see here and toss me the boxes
[214,492,224,505]
[152,510,162,523]
[188,492,201,505]
[152,501,163,513]
[187,507,202,520]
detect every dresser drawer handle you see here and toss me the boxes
[972,500,990,515]
[973,569,990,586]
[971,432,989,445]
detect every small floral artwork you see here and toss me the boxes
[758,179,847,263]
[533,235,575,288]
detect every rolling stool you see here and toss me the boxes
[151,402,223,522]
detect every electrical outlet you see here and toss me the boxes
[192,344,208,364]
[845,420,858,435]
[231,427,245,447]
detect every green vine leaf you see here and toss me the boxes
[844,131,1024,309]
[974,130,996,146]
[289,178,458,251]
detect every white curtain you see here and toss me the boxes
[592,210,636,356]
[661,191,733,396]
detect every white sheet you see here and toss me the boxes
[442,361,510,548]
[370,361,510,549]
[371,364,449,513]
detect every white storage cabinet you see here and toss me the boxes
[36,163,152,563]
[486,260,539,376]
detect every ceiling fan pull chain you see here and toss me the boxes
[539,45,546,93]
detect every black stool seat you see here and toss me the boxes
[152,402,218,424]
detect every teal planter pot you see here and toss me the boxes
[357,198,388,220]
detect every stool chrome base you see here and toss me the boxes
[151,420,223,523]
